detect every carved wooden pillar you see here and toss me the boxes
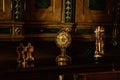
[62,0,76,32]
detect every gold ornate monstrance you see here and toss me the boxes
[55,28,72,66]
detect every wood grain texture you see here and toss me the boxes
[75,0,113,23]
[24,0,62,23]
[0,0,11,20]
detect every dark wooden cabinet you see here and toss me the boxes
[0,0,119,41]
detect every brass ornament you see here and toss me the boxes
[56,31,71,48]
[94,26,104,60]
[16,43,35,68]
[55,28,72,66]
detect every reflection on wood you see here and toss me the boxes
[3,0,5,12]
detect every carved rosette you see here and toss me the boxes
[13,27,23,35]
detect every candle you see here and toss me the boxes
[3,0,5,12]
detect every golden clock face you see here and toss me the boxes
[56,31,71,48]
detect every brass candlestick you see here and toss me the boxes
[94,26,104,60]
[55,28,72,66]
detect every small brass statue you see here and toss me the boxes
[55,28,72,66]
[25,43,34,62]
[17,43,25,62]
[94,26,104,60]
[17,43,27,68]
[17,43,34,68]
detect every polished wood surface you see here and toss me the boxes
[0,55,120,80]
[0,41,120,80]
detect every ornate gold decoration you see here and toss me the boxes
[14,27,22,35]
[55,28,72,66]
[94,26,104,59]
[14,0,21,19]
[65,0,73,22]
[25,43,34,61]
[17,43,34,68]
[17,43,27,68]
[56,31,71,48]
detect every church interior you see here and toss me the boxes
[0,0,120,80]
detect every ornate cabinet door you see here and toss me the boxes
[24,0,62,23]
[75,0,113,23]
[0,0,12,20]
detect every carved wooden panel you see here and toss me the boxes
[75,0,114,23]
[0,0,12,20]
[24,0,62,23]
